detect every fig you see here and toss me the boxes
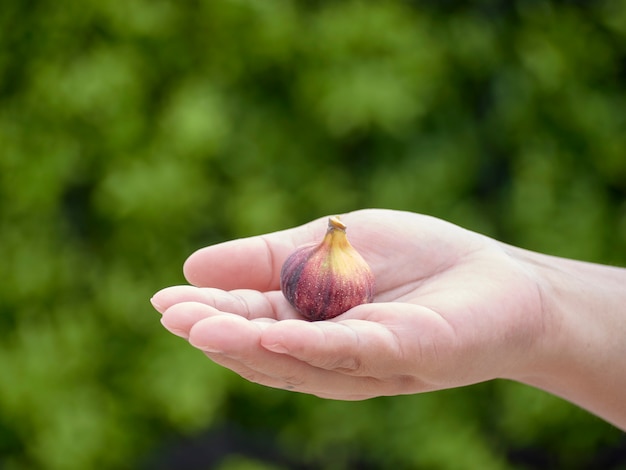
[279,216,375,321]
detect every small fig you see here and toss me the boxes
[279,216,375,321]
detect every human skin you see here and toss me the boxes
[150,209,626,430]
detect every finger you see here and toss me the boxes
[160,301,223,339]
[204,352,377,400]
[153,286,301,320]
[261,303,456,380]
[183,219,326,290]
[160,300,273,340]
[159,294,304,343]
[151,285,219,314]
[153,285,275,317]
[187,315,403,398]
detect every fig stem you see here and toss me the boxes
[328,216,347,232]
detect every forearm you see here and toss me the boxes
[515,250,626,430]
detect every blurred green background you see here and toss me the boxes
[1,0,626,468]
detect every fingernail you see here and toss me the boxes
[150,296,165,314]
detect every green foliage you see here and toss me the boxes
[1,0,625,468]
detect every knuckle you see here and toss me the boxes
[332,356,362,374]
[239,369,266,385]
[282,374,305,387]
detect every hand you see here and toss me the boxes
[150,209,548,400]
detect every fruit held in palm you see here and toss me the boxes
[280,216,375,321]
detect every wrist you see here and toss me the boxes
[512,249,626,429]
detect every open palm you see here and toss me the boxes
[152,209,547,400]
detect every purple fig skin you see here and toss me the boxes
[279,216,375,321]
